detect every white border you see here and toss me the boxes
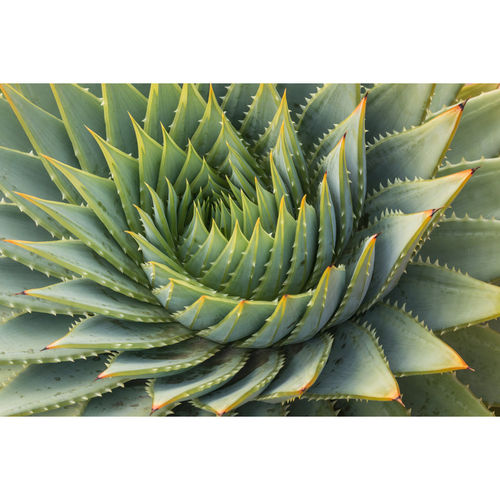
[1,0,499,497]
[2,0,499,81]
[1,417,499,499]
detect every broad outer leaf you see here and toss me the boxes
[443,325,500,406]
[398,373,492,416]
[306,321,399,402]
[0,356,128,416]
[388,261,500,332]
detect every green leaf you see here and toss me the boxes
[173,293,239,330]
[258,333,333,402]
[398,373,492,416]
[0,363,26,388]
[250,200,294,299]
[0,306,23,325]
[419,216,500,282]
[238,293,312,348]
[0,204,71,279]
[328,235,377,326]
[17,193,145,284]
[0,356,128,416]
[150,348,248,411]
[437,157,500,219]
[222,83,259,129]
[319,135,352,253]
[134,203,172,256]
[128,231,185,274]
[179,203,210,259]
[0,84,81,203]
[366,104,463,191]
[44,156,139,261]
[361,303,468,376]
[269,154,294,214]
[442,325,500,406]
[446,88,500,162]
[280,197,317,295]
[97,337,220,379]
[193,349,284,415]
[144,84,181,142]
[388,261,500,332]
[89,130,142,233]
[170,402,214,416]
[456,84,499,101]
[0,95,32,152]
[32,401,88,416]
[365,84,434,142]
[239,84,281,142]
[25,279,171,322]
[51,84,108,177]
[284,265,345,345]
[0,313,104,364]
[306,321,400,402]
[276,83,320,120]
[271,128,304,204]
[199,299,277,344]
[235,401,288,416]
[310,97,367,219]
[0,258,83,315]
[340,400,409,416]
[255,93,308,191]
[0,147,70,238]
[357,210,438,310]
[191,85,225,155]
[11,84,60,117]
[143,260,197,289]
[9,239,154,303]
[305,174,336,286]
[222,219,273,298]
[298,84,360,152]
[254,178,277,233]
[83,384,154,416]
[153,272,217,309]
[287,399,339,417]
[429,84,462,113]
[156,129,186,201]
[173,141,203,193]
[47,315,193,350]
[207,113,257,170]
[365,168,474,220]
[287,398,338,416]
[133,84,151,97]
[102,83,148,156]
[80,84,102,98]
[168,84,206,149]
[132,119,163,213]
[145,184,177,250]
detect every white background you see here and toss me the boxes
[1,1,499,498]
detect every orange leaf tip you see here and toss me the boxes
[393,395,405,407]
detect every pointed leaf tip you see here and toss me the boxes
[394,395,405,407]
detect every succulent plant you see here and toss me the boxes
[0,82,499,416]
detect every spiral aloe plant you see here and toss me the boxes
[0,83,499,416]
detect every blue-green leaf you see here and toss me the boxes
[97,337,220,379]
[151,349,248,411]
[398,373,492,416]
[306,321,400,402]
[193,349,284,415]
[388,261,500,332]
[102,83,148,156]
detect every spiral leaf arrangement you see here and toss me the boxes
[0,83,499,416]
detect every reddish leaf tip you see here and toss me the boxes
[393,396,405,407]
